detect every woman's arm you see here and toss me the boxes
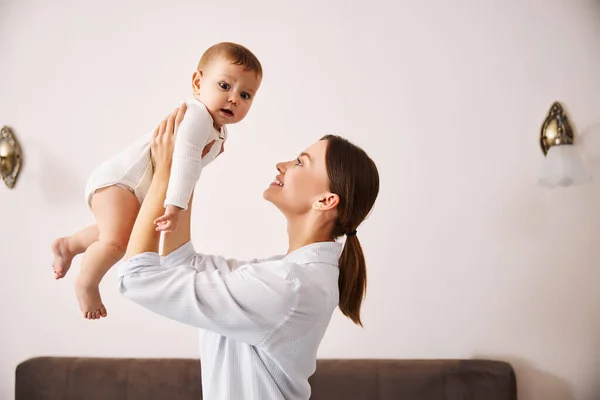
[119,252,297,346]
[123,104,186,260]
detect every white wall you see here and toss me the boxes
[1,0,599,399]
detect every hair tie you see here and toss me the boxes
[346,230,357,237]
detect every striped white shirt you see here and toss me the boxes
[118,240,342,400]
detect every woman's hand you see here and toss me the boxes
[151,103,187,174]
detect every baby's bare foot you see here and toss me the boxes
[52,238,74,279]
[75,279,108,320]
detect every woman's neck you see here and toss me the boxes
[286,215,334,254]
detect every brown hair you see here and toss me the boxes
[197,42,263,78]
[321,135,379,327]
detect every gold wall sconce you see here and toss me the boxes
[0,126,23,189]
[538,102,591,188]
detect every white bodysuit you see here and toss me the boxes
[85,99,226,209]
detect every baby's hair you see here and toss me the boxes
[198,42,262,78]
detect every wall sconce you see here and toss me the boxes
[538,102,591,188]
[0,126,23,189]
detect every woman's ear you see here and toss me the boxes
[313,193,339,211]
[191,70,203,94]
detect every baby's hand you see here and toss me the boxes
[154,205,182,232]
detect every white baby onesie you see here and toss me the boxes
[84,99,226,209]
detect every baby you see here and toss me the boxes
[51,42,263,320]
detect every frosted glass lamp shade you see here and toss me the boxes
[538,145,591,188]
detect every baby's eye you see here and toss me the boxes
[295,158,303,166]
[241,92,251,100]
[219,82,230,90]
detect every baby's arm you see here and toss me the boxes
[156,103,215,232]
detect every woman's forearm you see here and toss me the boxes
[124,168,171,260]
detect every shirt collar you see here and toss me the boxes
[282,241,342,266]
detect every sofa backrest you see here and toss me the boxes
[16,357,517,399]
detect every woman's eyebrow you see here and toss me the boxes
[299,152,312,161]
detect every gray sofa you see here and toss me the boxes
[15,357,517,399]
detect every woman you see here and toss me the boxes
[119,104,380,400]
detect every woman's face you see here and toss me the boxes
[263,140,335,216]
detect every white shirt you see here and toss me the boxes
[118,240,342,400]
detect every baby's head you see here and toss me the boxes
[192,42,262,129]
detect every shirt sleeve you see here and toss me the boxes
[118,246,298,346]
[164,102,215,210]
[160,241,255,273]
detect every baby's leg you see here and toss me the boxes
[52,225,99,279]
[76,186,140,320]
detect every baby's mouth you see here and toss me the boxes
[221,109,234,117]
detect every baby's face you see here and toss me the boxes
[194,57,262,128]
